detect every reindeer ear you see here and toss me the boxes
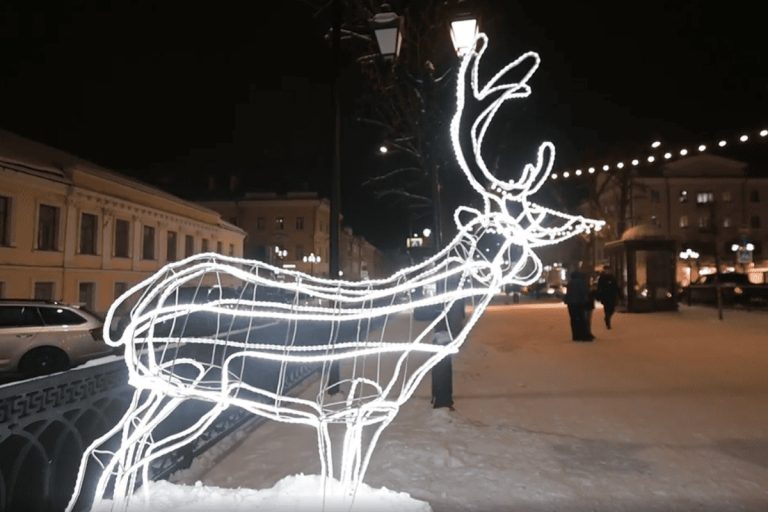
[475,51,541,101]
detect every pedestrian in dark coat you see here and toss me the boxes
[564,268,592,341]
[596,265,619,329]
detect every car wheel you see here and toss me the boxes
[20,347,70,376]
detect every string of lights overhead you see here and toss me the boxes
[550,126,768,181]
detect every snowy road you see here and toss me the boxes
[172,303,768,511]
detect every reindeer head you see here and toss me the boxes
[449,34,604,287]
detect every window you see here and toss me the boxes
[275,216,285,230]
[114,219,130,258]
[722,191,732,203]
[37,204,60,251]
[167,231,177,261]
[114,281,128,300]
[649,189,660,203]
[229,243,235,256]
[0,195,11,246]
[751,215,761,229]
[296,245,305,260]
[678,190,688,203]
[142,225,156,260]
[38,306,86,325]
[216,241,223,254]
[0,281,4,299]
[296,217,304,230]
[0,306,43,328]
[202,238,209,252]
[723,217,732,228]
[750,190,760,202]
[696,192,714,205]
[79,282,95,311]
[257,217,265,230]
[34,282,55,300]
[679,215,689,228]
[185,235,194,257]
[698,216,711,229]
[79,212,98,255]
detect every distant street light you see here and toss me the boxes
[303,252,321,275]
[422,228,432,238]
[274,245,288,262]
[379,145,389,154]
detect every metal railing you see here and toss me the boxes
[0,357,319,512]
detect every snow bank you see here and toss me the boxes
[92,474,431,512]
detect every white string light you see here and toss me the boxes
[553,126,766,180]
[67,33,603,512]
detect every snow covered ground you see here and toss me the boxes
[124,300,768,511]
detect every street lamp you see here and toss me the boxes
[422,227,432,238]
[679,248,700,286]
[274,245,288,262]
[731,241,755,272]
[371,3,403,61]
[449,12,479,57]
[303,252,321,275]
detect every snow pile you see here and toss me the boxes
[92,474,431,512]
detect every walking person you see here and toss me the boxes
[596,264,619,329]
[564,266,592,341]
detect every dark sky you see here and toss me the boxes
[1,1,766,249]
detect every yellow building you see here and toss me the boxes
[0,129,245,315]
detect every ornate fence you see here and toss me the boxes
[0,357,318,512]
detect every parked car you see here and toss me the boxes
[0,300,113,376]
[680,273,768,307]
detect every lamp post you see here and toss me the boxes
[369,2,478,255]
[731,242,755,273]
[303,252,321,276]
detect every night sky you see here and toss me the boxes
[1,1,765,250]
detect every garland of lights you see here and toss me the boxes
[66,33,603,512]
[551,128,768,180]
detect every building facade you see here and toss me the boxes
[0,130,245,315]
[593,154,768,283]
[199,193,385,279]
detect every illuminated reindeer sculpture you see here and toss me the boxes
[67,34,603,511]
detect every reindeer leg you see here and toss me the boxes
[317,420,333,480]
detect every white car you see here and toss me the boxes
[0,300,113,376]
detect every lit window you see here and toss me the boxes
[696,192,714,204]
[679,215,689,228]
[722,191,732,203]
[276,216,285,230]
[723,217,732,228]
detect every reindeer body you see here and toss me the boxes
[67,34,603,512]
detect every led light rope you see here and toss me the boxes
[67,34,603,512]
